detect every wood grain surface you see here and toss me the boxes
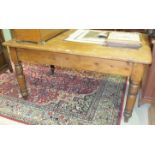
[3,30,152,64]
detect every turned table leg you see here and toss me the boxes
[50,65,55,75]
[124,63,145,122]
[9,47,28,99]
[124,80,140,122]
[15,63,28,99]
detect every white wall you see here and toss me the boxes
[2,29,12,41]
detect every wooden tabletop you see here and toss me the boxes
[3,30,152,64]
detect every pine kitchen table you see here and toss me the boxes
[3,30,152,122]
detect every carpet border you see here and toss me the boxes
[117,78,128,125]
[0,113,30,125]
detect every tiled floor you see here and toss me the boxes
[121,99,150,125]
[0,116,23,125]
[121,80,150,125]
[0,80,150,125]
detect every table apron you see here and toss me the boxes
[16,48,133,76]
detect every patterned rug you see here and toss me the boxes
[0,63,127,125]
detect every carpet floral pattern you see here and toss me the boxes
[0,63,126,125]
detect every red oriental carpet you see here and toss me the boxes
[0,63,127,125]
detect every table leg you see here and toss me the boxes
[124,80,140,122]
[50,65,55,75]
[124,64,145,122]
[15,62,28,99]
[9,47,28,99]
